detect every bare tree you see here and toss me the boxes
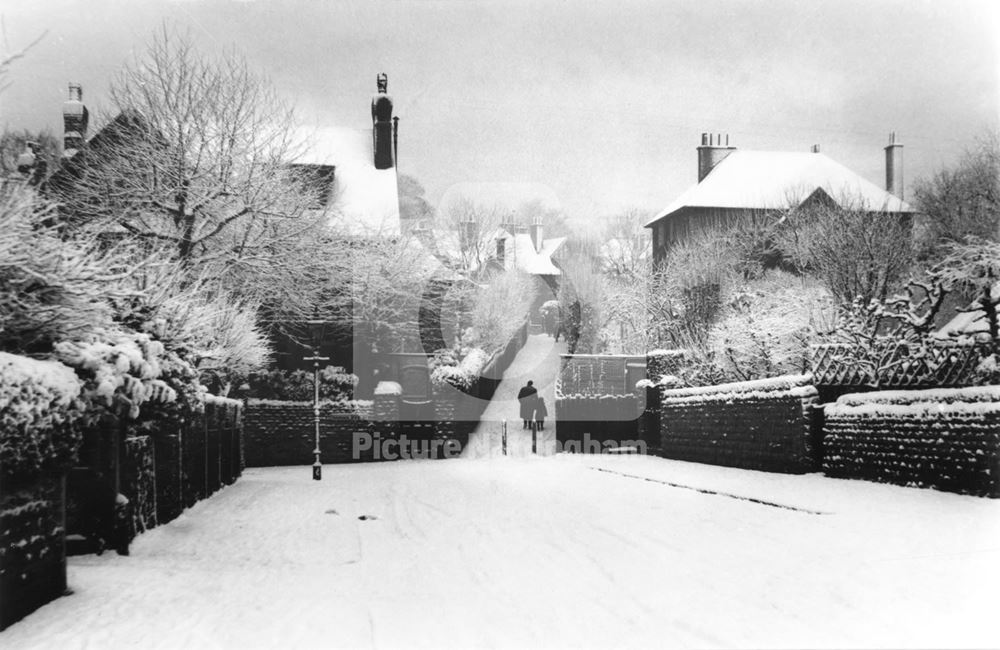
[776,198,914,305]
[50,27,323,308]
[441,196,507,274]
[600,207,650,281]
[914,132,1000,256]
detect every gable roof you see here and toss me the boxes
[645,150,914,228]
[511,232,566,275]
[294,126,400,236]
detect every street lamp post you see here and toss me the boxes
[305,319,329,480]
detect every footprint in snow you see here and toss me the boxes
[358,515,378,521]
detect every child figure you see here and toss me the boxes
[534,396,548,430]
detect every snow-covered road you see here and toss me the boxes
[5,455,1000,649]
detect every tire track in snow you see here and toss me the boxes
[589,466,830,514]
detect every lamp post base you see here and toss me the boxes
[312,460,322,481]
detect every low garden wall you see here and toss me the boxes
[659,374,820,473]
[243,400,375,466]
[823,386,1000,497]
[554,354,646,450]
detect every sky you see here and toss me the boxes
[0,0,997,225]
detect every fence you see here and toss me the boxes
[2,397,243,630]
[810,341,991,392]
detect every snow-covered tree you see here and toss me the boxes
[49,27,324,316]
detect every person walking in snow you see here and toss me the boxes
[517,380,537,428]
[533,396,548,430]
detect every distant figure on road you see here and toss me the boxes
[517,380,537,429]
[533,396,548,430]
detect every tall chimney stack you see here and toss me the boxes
[371,73,395,170]
[529,216,544,253]
[62,83,89,156]
[884,131,904,199]
[697,132,736,182]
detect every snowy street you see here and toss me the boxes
[5,455,1000,649]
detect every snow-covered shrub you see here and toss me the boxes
[373,381,402,396]
[114,262,273,392]
[53,331,183,420]
[0,185,132,353]
[0,352,86,479]
[708,271,833,381]
[431,347,489,390]
[465,268,533,354]
[233,365,358,402]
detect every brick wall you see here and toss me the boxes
[0,476,65,630]
[659,375,819,474]
[243,401,378,466]
[823,387,1000,497]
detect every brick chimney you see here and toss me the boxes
[62,83,89,156]
[529,216,544,253]
[884,131,903,199]
[697,133,735,182]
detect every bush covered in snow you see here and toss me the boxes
[232,365,358,402]
[0,352,86,480]
[53,331,187,420]
[430,347,490,390]
[708,271,833,381]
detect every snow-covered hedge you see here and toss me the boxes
[660,374,816,404]
[823,386,1000,497]
[0,352,85,479]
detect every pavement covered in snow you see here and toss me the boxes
[4,455,1000,649]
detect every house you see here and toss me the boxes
[645,132,915,264]
[289,73,401,236]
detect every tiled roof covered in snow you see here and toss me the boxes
[294,127,400,236]
[646,150,914,227]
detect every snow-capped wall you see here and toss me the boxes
[659,374,820,474]
[242,401,377,467]
[823,386,1000,497]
